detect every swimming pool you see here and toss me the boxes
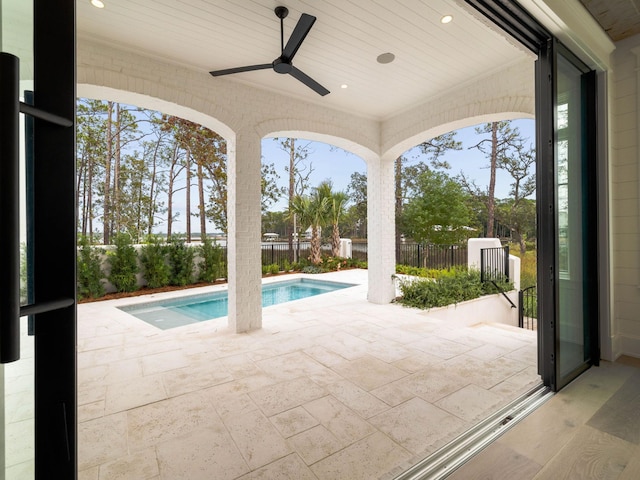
[118,278,355,329]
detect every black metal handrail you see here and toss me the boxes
[480,246,515,308]
[519,285,538,330]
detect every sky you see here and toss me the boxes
[163,117,536,233]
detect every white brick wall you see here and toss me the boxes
[77,40,539,331]
[367,156,396,303]
[381,57,536,158]
[611,36,640,358]
[227,130,263,333]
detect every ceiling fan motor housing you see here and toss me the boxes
[273,58,292,73]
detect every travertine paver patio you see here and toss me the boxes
[77,269,540,480]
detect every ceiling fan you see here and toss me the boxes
[209,6,330,96]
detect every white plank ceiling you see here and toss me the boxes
[76,0,532,120]
[7,1,638,119]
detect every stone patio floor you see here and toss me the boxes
[77,269,540,480]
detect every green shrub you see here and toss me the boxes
[301,265,323,274]
[269,263,280,274]
[320,256,345,272]
[395,264,452,279]
[509,248,537,289]
[167,238,194,286]
[290,261,301,271]
[77,235,105,299]
[107,233,139,293]
[396,267,511,310]
[346,258,367,269]
[139,235,170,288]
[520,252,537,289]
[198,236,225,282]
[261,263,281,275]
[282,259,292,272]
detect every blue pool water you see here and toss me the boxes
[119,278,355,330]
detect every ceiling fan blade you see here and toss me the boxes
[289,66,330,96]
[209,64,272,77]
[282,13,316,61]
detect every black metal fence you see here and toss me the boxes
[216,241,466,271]
[259,242,336,268]
[397,243,467,270]
[261,243,300,267]
[480,246,510,283]
[518,285,537,330]
[352,240,368,262]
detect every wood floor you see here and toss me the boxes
[446,356,640,480]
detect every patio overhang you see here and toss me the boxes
[73,0,608,333]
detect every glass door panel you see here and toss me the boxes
[554,48,597,387]
[1,0,35,477]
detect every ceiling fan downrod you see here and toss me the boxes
[275,6,288,53]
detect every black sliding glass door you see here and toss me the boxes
[552,46,599,389]
[465,1,600,392]
[1,0,76,478]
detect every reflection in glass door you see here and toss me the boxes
[1,0,35,477]
[554,46,598,389]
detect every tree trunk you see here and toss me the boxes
[87,156,94,239]
[288,138,295,262]
[77,154,86,237]
[487,121,498,238]
[147,140,160,236]
[103,101,113,245]
[113,104,123,235]
[135,166,144,242]
[186,149,191,242]
[310,225,322,265]
[167,143,179,240]
[395,156,403,262]
[332,223,340,257]
[198,161,206,240]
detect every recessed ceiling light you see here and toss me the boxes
[341,84,348,89]
[441,15,453,24]
[377,52,395,64]
[91,0,105,8]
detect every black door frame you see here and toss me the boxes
[1,0,76,477]
[464,0,600,392]
[549,43,600,390]
[33,1,76,475]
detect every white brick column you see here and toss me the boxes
[367,156,396,303]
[227,128,262,332]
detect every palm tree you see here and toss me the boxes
[289,191,329,265]
[316,181,349,257]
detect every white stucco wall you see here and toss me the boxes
[610,34,640,358]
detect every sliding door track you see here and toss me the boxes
[394,383,553,480]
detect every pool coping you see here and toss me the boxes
[117,276,360,330]
[88,270,368,335]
